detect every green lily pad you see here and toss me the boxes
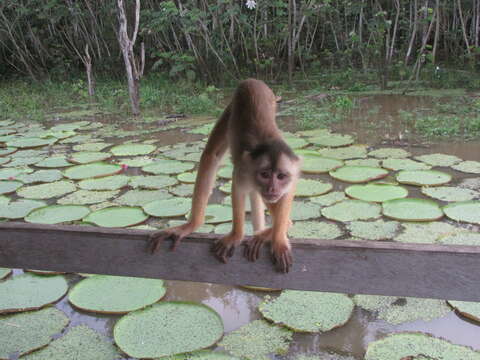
[218,182,232,194]
[0,268,11,279]
[296,179,333,197]
[0,167,33,180]
[0,180,22,194]
[15,169,63,184]
[421,186,479,202]
[115,189,172,206]
[130,175,178,189]
[368,148,411,158]
[347,220,400,240]
[382,158,431,171]
[167,220,214,234]
[364,332,480,360]
[69,152,111,164]
[415,153,462,167]
[221,196,252,212]
[63,162,122,180]
[60,134,94,144]
[72,142,111,152]
[0,273,68,313]
[68,275,166,314]
[188,123,214,135]
[396,170,452,186]
[394,222,459,244]
[142,159,195,175]
[214,222,253,235]
[170,183,195,197]
[308,133,354,148]
[35,156,72,168]
[452,160,480,174]
[439,231,480,246]
[383,198,443,221]
[161,350,240,359]
[294,353,355,360]
[17,181,76,199]
[0,307,69,359]
[7,137,56,149]
[177,172,197,183]
[345,158,381,167]
[443,201,480,224]
[318,145,368,160]
[0,147,17,157]
[57,190,119,205]
[23,325,119,360]
[0,120,14,127]
[345,184,408,202]
[448,300,480,323]
[50,121,90,131]
[143,198,191,217]
[78,175,130,191]
[218,165,233,179]
[329,166,389,183]
[25,205,90,224]
[114,301,224,358]
[203,204,233,224]
[259,290,354,332]
[218,319,292,360]
[3,156,45,168]
[84,207,148,227]
[0,157,10,165]
[117,156,154,167]
[290,201,321,221]
[460,178,480,191]
[301,155,344,174]
[0,199,46,219]
[288,221,343,240]
[309,191,346,206]
[284,136,308,149]
[110,143,156,156]
[322,200,381,222]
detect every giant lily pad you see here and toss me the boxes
[383,198,443,221]
[143,198,191,217]
[259,290,353,332]
[23,325,119,360]
[63,162,122,180]
[452,160,480,174]
[394,222,459,244]
[290,201,321,221]
[16,170,63,184]
[382,158,431,171]
[284,136,309,149]
[142,159,195,175]
[84,207,148,227]
[364,332,480,360]
[35,156,72,168]
[68,152,111,164]
[0,180,22,194]
[443,201,480,224]
[25,205,90,224]
[301,155,344,174]
[308,133,354,147]
[309,191,346,207]
[117,156,154,167]
[0,199,45,219]
[4,156,45,168]
[0,268,11,280]
[203,204,233,224]
[177,172,197,183]
[110,144,156,156]
[57,190,119,205]
[129,175,177,189]
[415,153,462,167]
[0,273,68,313]
[171,183,195,197]
[7,137,56,149]
[218,320,292,360]
[161,350,240,359]
[345,158,381,167]
[72,142,111,152]
[439,231,480,246]
[68,275,166,314]
[114,302,223,358]
[296,179,333,197]
[318,145,368,160]
[0,167,33,180]
[368,148,410,159]
[329,166,389,183]
[347,220,399,240]
[78,175,129,191]
[0,147,17,157]
[289,221,343,240]
[345,184,408,202]
[17,181,76,199]
[396,170,452,186]
[421,186,479,202]
[115,189,172,206]
[322,200,381,222]
[0,307,69,359]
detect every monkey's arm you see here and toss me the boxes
[149,106,230,253]
[249,191,266,233]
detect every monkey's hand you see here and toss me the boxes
[271,239,293,273]
[148,224,194,253]
[244,228,272,262]
[212,232,243,264]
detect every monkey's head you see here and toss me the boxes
[248,140,300,203]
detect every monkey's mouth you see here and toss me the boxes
[263,193,280,203]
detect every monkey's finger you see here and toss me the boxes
[253,240,262,261]
[227,245,235,258]
[170,235,181,251]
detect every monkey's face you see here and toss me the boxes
[253,154,299,203]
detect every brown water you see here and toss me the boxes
[8,94,480,359]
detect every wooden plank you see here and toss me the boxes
[1,222,480,301]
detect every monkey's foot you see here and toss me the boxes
[272,243,293,273]
[148,227,187,253]
[244,228,272,262]
[212,235,242,263]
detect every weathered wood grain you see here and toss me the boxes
[1,222,480,301]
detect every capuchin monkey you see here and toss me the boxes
[149,79,300,272]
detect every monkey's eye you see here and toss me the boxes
[260,171,270,179]
[277,173,287,180]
